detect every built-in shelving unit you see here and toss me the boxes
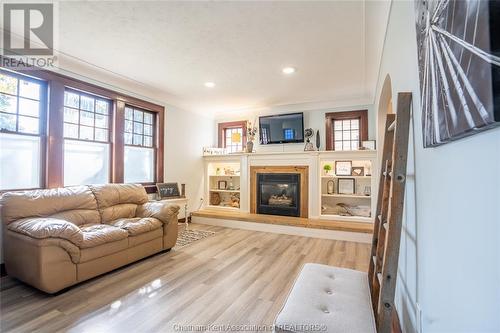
[319,152,375,222]
[202,150,377,224]
[205,159,241,210]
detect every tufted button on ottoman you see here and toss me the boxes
[273,263,376,333]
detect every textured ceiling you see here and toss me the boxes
[56,1,390,114]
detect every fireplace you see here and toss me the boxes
[250,166,309,218]
[257,173,300,217]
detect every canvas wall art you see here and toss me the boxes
[415,0,500,147]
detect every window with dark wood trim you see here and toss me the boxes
[124,106,154,147]
[325,110,368,151]
[218,120,247,153]
[0,70,47,190]
[63,89,111,142]
[0,59,165,194]
[124,106,157,183]
[62,89,112,186]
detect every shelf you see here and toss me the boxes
[193,210,374,233]
[321,175,372,179]
[209,189,240,193]
[206,204,240,210]
[320,214,373,223]
[322,194,371,199]
[209,175,240,177]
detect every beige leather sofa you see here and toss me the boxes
[0,183,179,293]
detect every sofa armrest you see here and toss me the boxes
[136,202,180,225]
[7,217,83,247]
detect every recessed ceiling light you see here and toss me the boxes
[282,67,296,74]
[204,82,215,88]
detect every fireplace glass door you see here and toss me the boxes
[257,173,300,217]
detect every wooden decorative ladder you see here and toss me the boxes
[368,92,412,333]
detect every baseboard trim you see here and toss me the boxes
[192,216,372,243]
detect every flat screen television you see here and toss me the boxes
[259,112,304,144]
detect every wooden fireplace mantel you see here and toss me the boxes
[250,165,309,218]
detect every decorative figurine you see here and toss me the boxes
[304,128,315,151]
[327,180,334,194]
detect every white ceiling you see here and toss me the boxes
[56,1,390,115]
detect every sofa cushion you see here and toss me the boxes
[109,217,162,236]
[99,204,138,224]
[89,184,148,223]
[7,217,83,246]
[274,263,376,333]
[79,238,129,263]
[79,224,128,248]
[50,209,101,227]
[136,202,180,225]
[128,228,163,247]
[1,186,97,225]
[89,183,148,208]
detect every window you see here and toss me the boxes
[1,64,164,193]
[63,89,111,186]
[283,128,295,141]
[218,121,247,153]
[325,110,368,151]
[124,106,155,183]
[0,71,45,190]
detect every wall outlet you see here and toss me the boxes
[416,303,423,333]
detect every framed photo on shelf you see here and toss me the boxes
[335,161,352,176]
[217,180,227,190]
[361,140,376,150]
[156,183,181,199]
[337,178,355,195]
[351,167,364,176]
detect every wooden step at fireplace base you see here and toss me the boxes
[191,209,373,234]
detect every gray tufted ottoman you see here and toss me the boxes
[274,263,376,333]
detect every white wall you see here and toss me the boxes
[164,105,215,213]
[374,2,500,332]
[214,102,376,152]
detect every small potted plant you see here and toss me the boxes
[246,120,258,153]
[323,164,333,176]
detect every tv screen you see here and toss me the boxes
[259,112,304,144]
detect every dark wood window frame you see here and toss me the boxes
[325,110,368,151]
[1,58,165,193]
[0,70,48,191]
[218,120,247,151]
[124,106,155,148]
[123,106,157,184]
[62,88,112,186]
[63,88,112,143]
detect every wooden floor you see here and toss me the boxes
[192,209,374,233]
[0,224,370,333]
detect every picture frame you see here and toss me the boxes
[335,161,352,176]
[415,0,500,147]
[351,167,364,176]
[217,180,227,190]
[337,178,355,195]
[361,140,376,150]
[156,182,181,199]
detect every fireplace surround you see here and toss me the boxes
[250,166,309,218]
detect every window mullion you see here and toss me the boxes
[113,100,125,183]
[46,79,65,188]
